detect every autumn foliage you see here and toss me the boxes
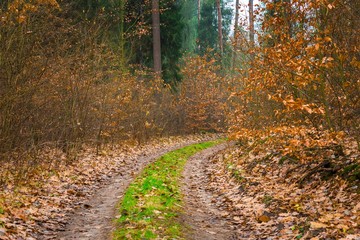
[0,1,227,185]
[225,2,360,237]
[179,55,228,133]
[230,0,359,144]
[0,0,359,238]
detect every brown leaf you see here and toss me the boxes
[257,215,271,223]
[310,221,328,229]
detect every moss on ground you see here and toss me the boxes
[113,140,221,239]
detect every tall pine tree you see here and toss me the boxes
[124,0,184,85]
[197,0,232,57]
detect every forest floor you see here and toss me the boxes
[0,134,359,240]
[188,136,360,240]
[184,144,359,240]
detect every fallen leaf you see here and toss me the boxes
[336,224,349,231]
[258,215,271,223]
[310,221,328,229]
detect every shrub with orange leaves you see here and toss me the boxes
[230,125,346,164]
[230,0,359,146]
[178,54,229,133]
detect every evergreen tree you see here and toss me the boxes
[198,0,232,56]
[152,0,162,75]
[124,0,184,85]
[160,0,184,84]
[180,0,198,53]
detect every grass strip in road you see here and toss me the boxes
[113,140,221,239]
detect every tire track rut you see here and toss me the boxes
[181,142,237,240]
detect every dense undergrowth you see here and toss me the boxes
[0,1,228,186]
[229,126,360,186]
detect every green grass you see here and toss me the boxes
[113,140,221,240]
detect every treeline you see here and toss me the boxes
[0,0,232,173]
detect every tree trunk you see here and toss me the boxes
[119,0,125,71]
[283,0,292,37]
[249,0,254,48]
[197,0,201,51]
[232,0,240,70]
[198,0,201,27]
[152,0,162,76]
[216,0,223,56]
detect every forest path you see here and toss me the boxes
[56,140,214,240]
[180,142,239,240]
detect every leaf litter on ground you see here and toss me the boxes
[0,134,220,240]
[205,127,359,239]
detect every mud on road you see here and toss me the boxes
[180,142,241,240]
